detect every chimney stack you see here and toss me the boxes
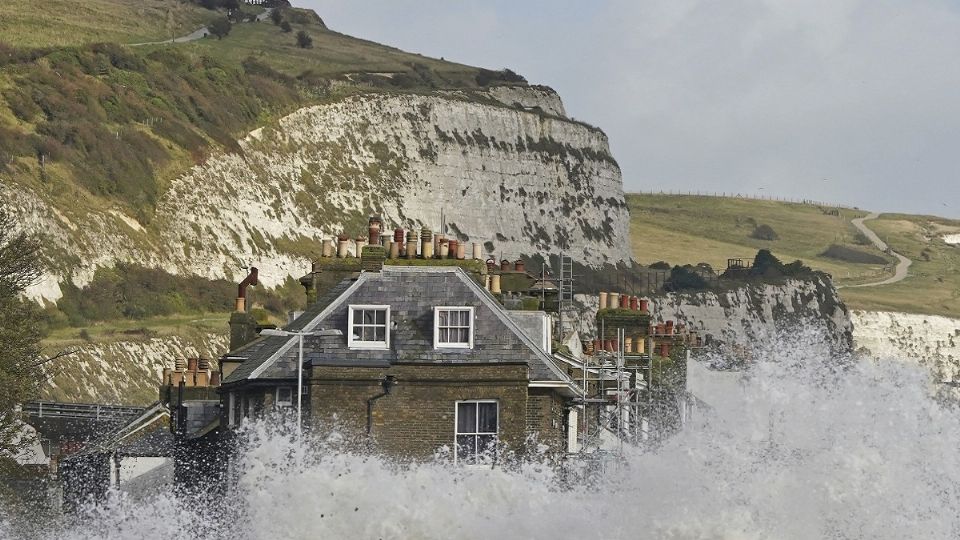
[406,230,418,259]
[439,238,450,259]
[394,228,405,251]
[368,216,382,245]
[355,236,368,255]
[421,228,434,259]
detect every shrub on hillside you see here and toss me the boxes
[270,8,284,25]
[280,21,292,33]
[751,224,779,241]
[296,30,313,48]
[746,249,812,280]
[649,261,671,270]
[209,18,232,39]
[475,68,527,86]
[665,265,709,291]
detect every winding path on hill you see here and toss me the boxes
[841,213,912,288]
[128,9,272,47]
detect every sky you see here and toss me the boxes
[302,0,960,218]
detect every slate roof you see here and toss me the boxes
[67,402,173,459]
[507,311,551,350]
[221,278,360,384]
[221,266,574,386]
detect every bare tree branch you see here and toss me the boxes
[31,348,80,368]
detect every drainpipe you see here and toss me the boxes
[176,379,186,435]
[366,376,397,436]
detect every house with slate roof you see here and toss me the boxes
[218,265,579,462]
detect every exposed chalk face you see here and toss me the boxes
[4,88,629,302]
[852,310,960,389]
[42,333,229,404]
[484,85,568,117]
[943,234,960,245]
[570,276,853,354]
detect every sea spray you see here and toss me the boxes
[10,331,960,539]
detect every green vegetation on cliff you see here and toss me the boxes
[0,43,301,220]
[0,0,533,278]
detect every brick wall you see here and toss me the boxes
[308,363,532,460]
[525,387,567,455]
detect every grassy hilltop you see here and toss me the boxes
[628,194,960,318]
[0,0,219,47]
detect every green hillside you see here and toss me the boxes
[840,214,960,317]
[0,0,219,48]
[627,194,960,318]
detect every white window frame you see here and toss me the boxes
[434,306,475,349]
[348,305,391,350]
[276,387,293,408]
[453,400,499,465]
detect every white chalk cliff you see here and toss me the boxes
[4,87,629,301]
[852,310,960,386]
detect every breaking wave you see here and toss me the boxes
[8,331,960,540]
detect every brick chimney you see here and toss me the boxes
[361,245,387,272]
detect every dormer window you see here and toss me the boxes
[434,307,474,349]
[349,305,390,349]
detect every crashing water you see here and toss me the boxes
[7,332,960,540]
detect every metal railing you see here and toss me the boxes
[22,401,144,422]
